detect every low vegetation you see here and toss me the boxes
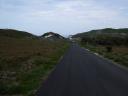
[82,44,128,67]
[0,34,69,95]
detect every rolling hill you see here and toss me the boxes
[72,28,128,45]
[72,28,128,38]
[0,29,36,38]
[41,32,65,40]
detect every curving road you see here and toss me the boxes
[36,44,128,96]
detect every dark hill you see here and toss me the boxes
[72,28,128,38]
[72,28,128,45]
[0,29,36,38]
[41,32,65,40]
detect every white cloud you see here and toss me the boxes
[27,0,118,20]
[0,0,128,36]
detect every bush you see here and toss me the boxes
[106,46,112,52]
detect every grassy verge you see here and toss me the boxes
[0,38,69,96]
[81,44,128,67]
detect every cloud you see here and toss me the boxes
[0,0,128,36]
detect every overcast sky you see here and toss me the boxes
[0,0,128,36]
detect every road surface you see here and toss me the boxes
[36,44,128,96]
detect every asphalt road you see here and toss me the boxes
[36,44,128,96]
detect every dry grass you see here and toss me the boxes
[112,46,128,53]
[0,37,69,95]
[83,44,128,67]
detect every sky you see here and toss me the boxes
[0,0,128,36]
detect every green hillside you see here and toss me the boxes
[72,28,128,45]
[73,28,128,38]
[0,29,36,38]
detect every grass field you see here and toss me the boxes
[0,37,69,96]
[82,44,128,67]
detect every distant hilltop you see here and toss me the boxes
[1,28,128,41]
[72,28,128,38]
[0,29,36,38]
[0,29,65,41]
[71,28,128,46]
[41,32,65,40]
